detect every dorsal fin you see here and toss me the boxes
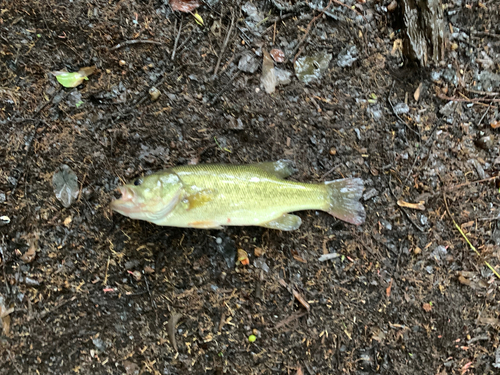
[252,160,296,179]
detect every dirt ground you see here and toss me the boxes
[1,0,500,374]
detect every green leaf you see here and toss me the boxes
[52,66,96,88]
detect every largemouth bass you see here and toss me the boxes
[111,160,365,230]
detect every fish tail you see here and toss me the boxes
[324,178,365,225]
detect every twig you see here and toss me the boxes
[437,92,500,103]
[213,10,236,78]
[478,96,496,126]
[6,350,22,374]
[209,70,242,105]
[320,165,339,181]
[38,296,76,319]
[176,28,194,53]
[443,192,500,279]
[278,278,310,311]
[445,175,498,191]
[464,88,499,96]
[292,0,366,63]
[471,31,500,39]
[388,81,420,139]
[0,235,10,295]
[143,273,157,310]
[167,313,183,351]
[10,118,51,199]
[103,256,110,285]
[293,0,333,64]
[388,176,424,232]
[304,88,322,112]
[171,18,182,61]
[108,39,164,51]
[272,311,308,330]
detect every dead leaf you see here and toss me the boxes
[270,48,285,63]
[53,164,79,208]
[237,249,249,265]
[261,49,276,94]
[21,233,39,263]
[296,367,304,375]
[414,82,423,101]
[423,303,432,312]
[491,120,500,129]
[397,199,425,211]
[170,0,201,12]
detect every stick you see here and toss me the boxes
[171,18,182,61]
[213,10,235,78]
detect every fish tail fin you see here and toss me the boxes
[324,178,365,225]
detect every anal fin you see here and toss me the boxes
[260,214,302,231]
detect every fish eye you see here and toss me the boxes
[134,178,142,186]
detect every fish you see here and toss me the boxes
[110,160,365,231]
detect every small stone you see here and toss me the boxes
[149,87,161,101]
[380,219,392,231]
[238,52,259,73]
[393,102,410,115]
[363,188,378,201]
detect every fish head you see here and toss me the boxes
[111,171,183,222]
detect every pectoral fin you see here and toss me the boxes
[182,189,215,210]
[252,160,296,179]
[259,214,302,231]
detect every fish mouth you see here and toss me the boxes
[111,186,138,214]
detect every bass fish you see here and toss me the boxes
[111,161,365,231]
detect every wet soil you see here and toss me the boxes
[1,1,500,374]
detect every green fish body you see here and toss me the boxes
[111,161,365,230]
